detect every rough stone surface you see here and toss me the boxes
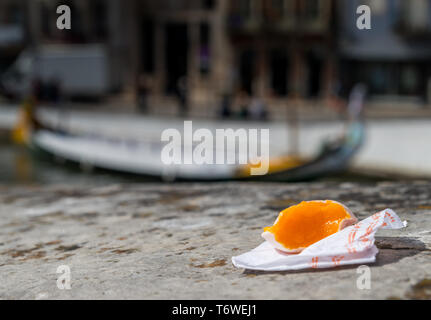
[0,181,430,300]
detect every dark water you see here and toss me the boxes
[0,139,394,185]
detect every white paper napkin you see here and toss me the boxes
[232,208,406,271]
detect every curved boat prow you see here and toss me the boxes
[347,83,367,120]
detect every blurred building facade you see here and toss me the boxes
[0,0,138,92]
[0,0,25,72]
[338,0,431,103]
[1,0,431,107]
[137,0,337,108]
[137,0,228,107]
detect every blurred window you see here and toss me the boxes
[186,0,201,10]
[142,20,155,74]
[165,23,188,94]
[41,3,53,38]
[202,0,215,10]
[400,65,419,95]
[356,62,423,97]
[300,0,321,21]
[305,50,322,97]
[239,49,255,94]
[166,0,187,11]
[165,0,212,11]
[263,0,285,22]
[91,0,107,40]
[269,48,289,96]
[228,0,252,28]
[232,0,252,19]
[199,23,211,75]
[5,3,23,24]
[399,0,430,32]
[369,64,390,95]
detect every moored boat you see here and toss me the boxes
[13,86,366,182]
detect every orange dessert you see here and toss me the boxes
[262,200,357,253]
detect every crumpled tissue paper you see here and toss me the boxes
[232,209,406,271]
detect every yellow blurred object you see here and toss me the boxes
[11,99,33,145]
[237,154,305,177]
[14,148,32,182]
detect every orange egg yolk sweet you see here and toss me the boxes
[264,200,352,250]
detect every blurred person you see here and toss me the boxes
[236,90,250,120]
[219,94,232,119]
[48,76,62,106]
[249,97,268,121]
[346,83,367,121]
[136,74,151,113]
[31,77,43,103]
[325,80,347,115]
[12,78,42,145]
[176,76,188,117]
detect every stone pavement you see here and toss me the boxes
[0,181,430,299]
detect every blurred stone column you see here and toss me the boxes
[188,22,200,108]
[127,0,141,98]
[107,0,125,91]
[212,0,233,96]
[255,40,267,98]
[124,0,140,93]
[321,53,336,99]
[287,45,303,156]
[289,47,305,98]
